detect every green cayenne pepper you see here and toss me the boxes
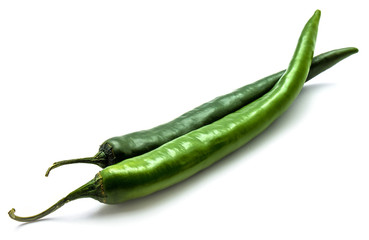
[9,10,327,222]
[45,46,358,176]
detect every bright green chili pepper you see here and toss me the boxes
[10,10,323,222]
[45,46,358,176]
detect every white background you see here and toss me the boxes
[1,1,368,239]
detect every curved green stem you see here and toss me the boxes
[45,153,106,177]
[9,175,104,222]
[8,197,70,222]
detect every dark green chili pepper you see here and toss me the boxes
[45,46,358,176]
[10,10,325,222]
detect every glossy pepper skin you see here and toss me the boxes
[46,46,358,176]
[100,10,321,203]
[99,47,357,163]
[10,10,322,222]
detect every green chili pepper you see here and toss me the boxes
[45,46,358,176]
[10,10,324,222]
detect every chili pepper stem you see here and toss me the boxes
[45,153,106,177]
[9,174,104,222]
[8,198,70,222]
